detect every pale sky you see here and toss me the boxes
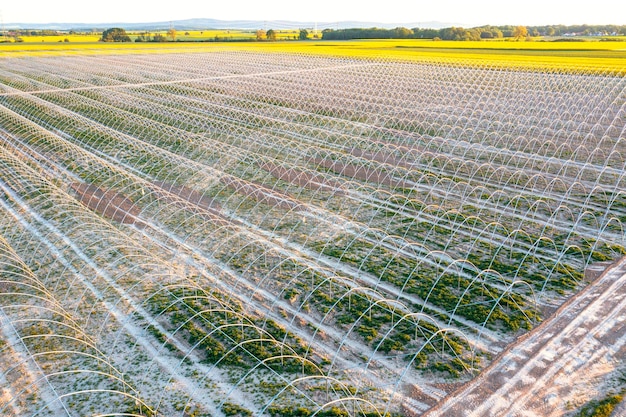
[2,0,625,26]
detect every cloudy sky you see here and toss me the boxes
[2,0,625,26]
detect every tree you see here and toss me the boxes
[266,29,277,41]
[413,28,440,39]
[466,28,482,40]
[479,26,503,39]
[440,27,472,41]
[167,28,177,41]
[256,29,265,41]
[512,25,528,40]
[101,28,131,42]
[135,32,149,42]
[393,27,412,38]
[299,29,309,40]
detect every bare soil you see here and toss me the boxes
[70,182,142,225]
[149,180,233,227]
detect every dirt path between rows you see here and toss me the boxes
[70,182,142,225]
[422,256,626,417]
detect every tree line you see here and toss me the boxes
[321,24,626,41]
[97,24,626,44]
[100,28,310,43]
[100,28,178,42]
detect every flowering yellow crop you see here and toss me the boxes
[1,38,624,75]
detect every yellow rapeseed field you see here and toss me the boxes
[18,34,102,43]
[1,37,625,74]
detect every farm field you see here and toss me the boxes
[4,29,306,45]
[0,43,624,417]
[2,38,626,73]
[425,257,626,416]
[12,29,303,43]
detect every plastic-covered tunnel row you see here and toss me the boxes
[0,51,624,417]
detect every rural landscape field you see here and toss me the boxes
[0,33,625,417]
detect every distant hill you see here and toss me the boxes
[4,18,460,31]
